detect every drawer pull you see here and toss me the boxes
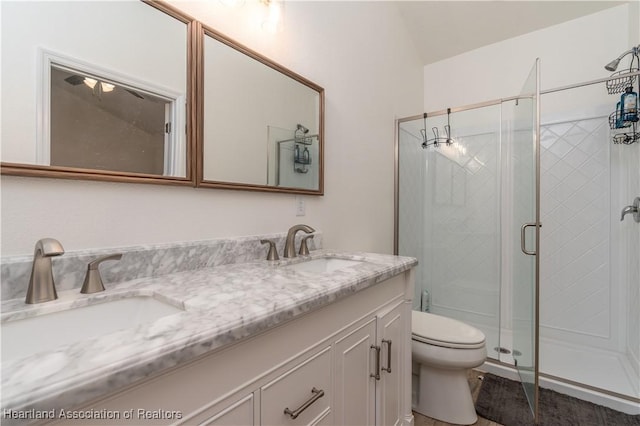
[382,339,392,373]
[370,345,381,380]
[284,387,325,420]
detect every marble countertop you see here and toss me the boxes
[1,250,417,414]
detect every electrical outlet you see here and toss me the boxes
[296,196,306,216]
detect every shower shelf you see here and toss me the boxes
[277,134,318,145]
[294,157,312,165]
[612,131,640,145]
[294,135,317,146]
[609,114,638,144]
[606,69,638,94]
[608,111,635,130]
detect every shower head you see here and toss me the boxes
[605,58,622,72]
[605,45,640,71]
[296,124,309,134]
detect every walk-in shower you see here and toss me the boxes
[396,67,640,418]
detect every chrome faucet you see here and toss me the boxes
[283,224,315,258]
[25,238,64,304]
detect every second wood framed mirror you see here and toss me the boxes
[196,24,324,195]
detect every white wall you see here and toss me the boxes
[0,1,424,256]
[423,4,635,112]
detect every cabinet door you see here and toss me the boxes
[377,302,404,426]
[333,318,377,426]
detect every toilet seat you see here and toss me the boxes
[412,311,485,349]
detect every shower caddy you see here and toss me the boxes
[607,51,639,145]
[293,123,315,174]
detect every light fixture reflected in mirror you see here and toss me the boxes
[219,0,246,7]
[83,77,115,96]
[83,77,97,88]
[261,0,283,33]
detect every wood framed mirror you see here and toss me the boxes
[197,24,324,195]
[0,1,195,186]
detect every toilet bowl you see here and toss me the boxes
[412,310,486,425]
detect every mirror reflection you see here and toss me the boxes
[50,64,182,176]
[266,124,320,189]
[0,0,189,180]
[201,30,323,192]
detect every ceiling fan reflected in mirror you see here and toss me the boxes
[63,73,144,99]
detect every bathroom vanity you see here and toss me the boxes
[1,248,416,425]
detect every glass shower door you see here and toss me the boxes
[506,59,540,422]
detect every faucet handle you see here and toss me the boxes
[81,253,123,294]
[260,240,279,261]
[298,235,314,256]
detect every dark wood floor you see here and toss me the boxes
[412,370,503,426]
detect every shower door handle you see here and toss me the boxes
[520,223,538,256]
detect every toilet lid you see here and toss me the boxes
[412,311,486,349]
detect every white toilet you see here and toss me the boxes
[411,310,487,425]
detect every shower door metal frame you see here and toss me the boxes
[512,58,541,424]
[393,70,640,136]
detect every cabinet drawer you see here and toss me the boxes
[194,393,255,426]
[261,347,332,426]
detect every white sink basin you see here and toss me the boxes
[285,257,364,273]
[1,296,184,362]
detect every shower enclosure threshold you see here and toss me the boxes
[482,358,640,415]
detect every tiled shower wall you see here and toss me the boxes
[540,115,639,383]
[425,132,501,327]
[539,117,614,344]
[398,119,502,356]
[617,138,640,375]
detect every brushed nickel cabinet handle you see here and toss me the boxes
[283,387,324,420]
[382,339,392,373]
[370,345,381,380]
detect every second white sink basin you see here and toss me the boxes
[1,296,184,363]
[285,257,364,273]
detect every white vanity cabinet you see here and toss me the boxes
[377,301,405,426]
[333,301,405,426]
[52,270,414,426]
